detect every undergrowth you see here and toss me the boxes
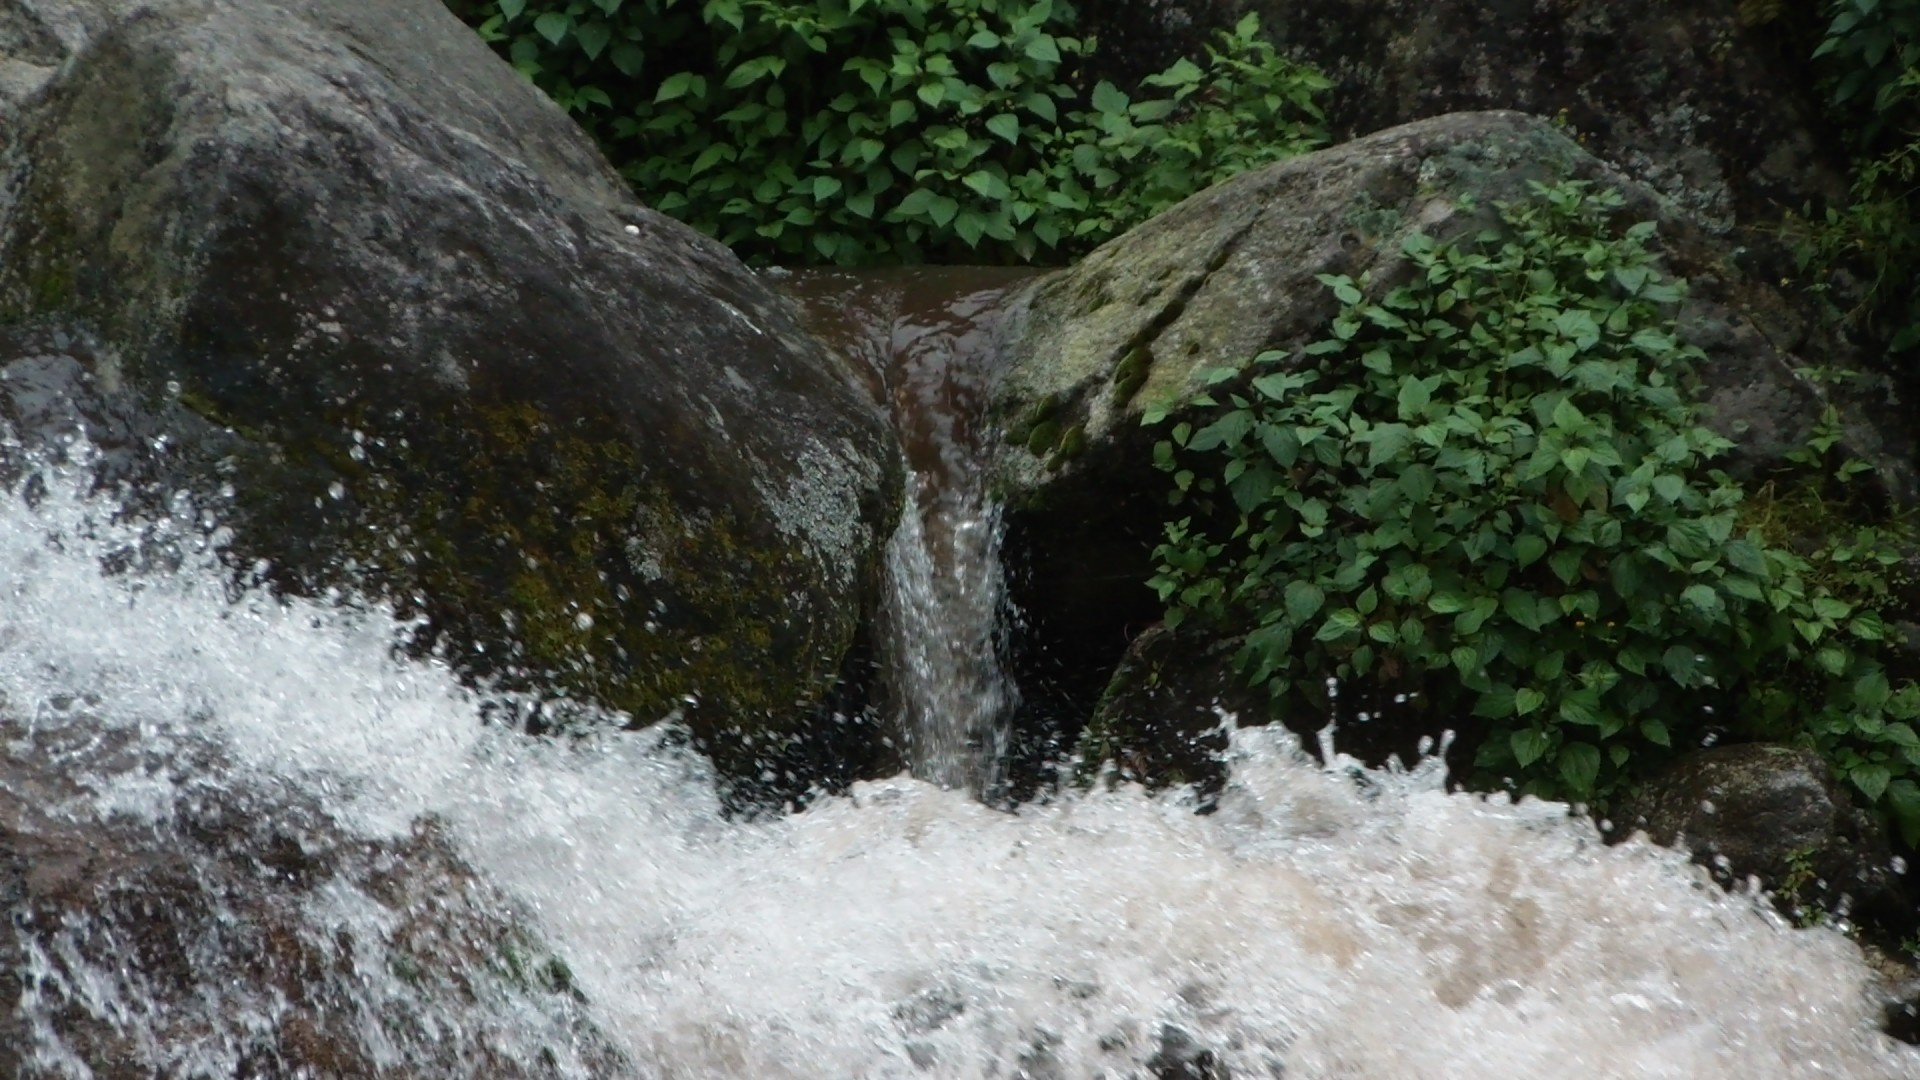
[1148,180,1920,842]
[449,0,1327,265]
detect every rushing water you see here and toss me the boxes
[774,267,1035,795]
[4,447,1918,1077]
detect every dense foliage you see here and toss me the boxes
[451,0,1327,264]
[1800,0,1920,355]
[1148,182,1920,842]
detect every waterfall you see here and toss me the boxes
[774,267,1034,795]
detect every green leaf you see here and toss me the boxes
[1511,727,1551,767]
[1397,376,1432,419]
[1852,762,1891,803]
[985,113,1021,144]
[1558,742,1601,794]
[1515,687,1547,715]
[533,11,571,44]
[1887,779,1920,845]
[1513,534,1548,569]
[1315,607,1363,642]
[1679,583,1725,622]
[1285,580,1326,625]
[1661,645,1707,688]
[1640,718,1672,747]
[574,19,612,59]
[1091,80,1129,114]
[1024,35,1062,63]
[1812,596,1852,621]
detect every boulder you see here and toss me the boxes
[1,708,632,1078]
[987,110,1911,771]
[0,0,902,786]
[1616,743,1908,928]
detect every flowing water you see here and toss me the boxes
[4,444,1919,1078]
[773,267,1036,796]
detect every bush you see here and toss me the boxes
[1796,0,1920,354]
[1147,180,1920,840]
[452,0,1327,264]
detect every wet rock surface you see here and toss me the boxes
[0,708,632,1079]
[988,110,1912,777]
[0,0,902,785]
[1616,743,1909,929]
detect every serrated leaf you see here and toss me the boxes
[1285,580,1326,625]
[985,113,1021,144]
[1680,583,1724,622]
[1513,534,1548,569]
[655,71,699,103]
[1315,607,1363,642]
[574,19,611,58]
[1852,762,1891,803]
[1397,376,1432,419]
[533,11,571,44]
[1511,726,1551,767]
[1024,34,1062,63]
[1558,741,1600,794]
[1640,717,1672,747]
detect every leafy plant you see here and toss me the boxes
[1146,180,1920,841]
[1795,1,1920,353]
[452,0,1327,264]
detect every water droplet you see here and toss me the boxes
[327,481,346,501]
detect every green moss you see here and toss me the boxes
[1006,391,1063,448]
[1046,423,1086,471]
[1024,418,1063,457]
[1111,345,1151,407]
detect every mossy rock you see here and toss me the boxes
[0,0,902,791]
[988,111,1912,783]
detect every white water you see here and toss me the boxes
[4,451,1917,1078]
[879,481,1014,796]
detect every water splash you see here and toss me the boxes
[3,450,1917,1077]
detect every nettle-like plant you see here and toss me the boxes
[1148,181,1920,840]
[455,1,1327,264]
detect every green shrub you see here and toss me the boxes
[453,1,1327,264]
[1146,180,1920,840]
[1796,1,1920,353]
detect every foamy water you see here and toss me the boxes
[3,451,1916,1078]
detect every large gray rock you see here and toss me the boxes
[988,110,1911,765]
[1250,0,1846,230]
[1,707,633,1079]
[0,0,901,783]
[1618,743,1907,927]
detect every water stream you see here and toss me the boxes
[5,427,1920,1074]
[773,267,1037,796]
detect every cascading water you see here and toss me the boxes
[773,267,1034,796]
[6,439,1920,1077]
